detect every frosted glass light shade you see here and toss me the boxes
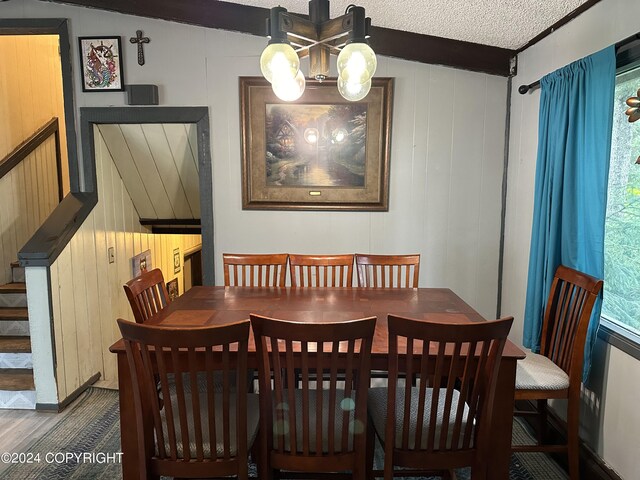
[337,43,377,84]
[272,70,306,101]
[260,43,300,84]
[338,77,371,101]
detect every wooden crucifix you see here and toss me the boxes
[129,30,150,66]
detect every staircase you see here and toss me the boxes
[0,262,35,409]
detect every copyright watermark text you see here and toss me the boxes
[1,452,122,464]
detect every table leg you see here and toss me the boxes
[487,357,517,479]
[117,353,141,480]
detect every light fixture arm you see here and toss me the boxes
[260,0,376,101]
[267,0,371,81]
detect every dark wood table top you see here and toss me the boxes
[110,286,524,359]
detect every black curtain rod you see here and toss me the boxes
[518,32,640,94]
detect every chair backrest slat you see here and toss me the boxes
[251,314,375,465]
[540,265,604,375]
[289,254,354,287]
[123,269,171,323]
[385,314,512,465]
[117,318,250,477]
[223,253,288,287]
[355,254,420,288]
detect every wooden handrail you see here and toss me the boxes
[0,117,63,200]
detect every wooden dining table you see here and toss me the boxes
[110,286,525,480]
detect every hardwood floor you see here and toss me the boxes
[0,384,118,476]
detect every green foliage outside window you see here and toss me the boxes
[602,70,640,334]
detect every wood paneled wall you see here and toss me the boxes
[47,128,200,400]
[0,137,60,284]
[97,123,200,220]
[0,35,69,193]
[3,1,508,322]
[504,1,640,477]
[6,0,507,402]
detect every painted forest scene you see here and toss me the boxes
[265,103,367,187]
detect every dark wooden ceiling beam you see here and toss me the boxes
[43,0,515,76]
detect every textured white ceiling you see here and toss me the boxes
[230,0,589,50]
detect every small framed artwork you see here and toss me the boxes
[78,36,125,92]
[240,77,394,211]
[131,249,152,278]
[173,248,181,274]
[166,278,179,301]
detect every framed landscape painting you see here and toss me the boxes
[240,77,394,210]
[78,36,125,92]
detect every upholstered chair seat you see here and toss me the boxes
[272,389,358,453]
[368,387,472,450]
[159,391,260,458]
[515,349,570,391]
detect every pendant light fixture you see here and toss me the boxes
[259,0,377,101]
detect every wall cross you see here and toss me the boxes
[129,30,150,66]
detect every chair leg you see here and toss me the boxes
[383,443,393,480]
[566,401,580,480]
[256,429,273,480]
[366,418,375,480]
[470,467,486,480]
[537,399,547,445]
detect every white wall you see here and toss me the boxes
[505,0,640,477]
[3,1,507,389]
[44,128,200,402]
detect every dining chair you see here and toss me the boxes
[512,265,603,480]
[117,318,259,479]
[223,253,288,287]
[250,313,376,480]
[355,254,420,288]
[289,254,354,287]
[123,268,171,323]
[368,314,513,480]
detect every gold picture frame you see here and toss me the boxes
[240,77,394,211]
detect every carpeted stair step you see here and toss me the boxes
[0,282,27,309]
[0,369,34,391]
[10,262,25,283]
[0,308,30,336]
[0,283,26,294]
[0,336,31,353]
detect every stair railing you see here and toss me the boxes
[0,117,64,201]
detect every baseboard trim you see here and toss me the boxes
[36,372,101,412]
[515,400,622,480]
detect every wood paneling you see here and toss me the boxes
[0,35,68,194]
[97,123,199,220]
[0,35,67,285]
[0,138,60,284]
[46,128,201,399]
[212,54,508,321]
[4,0,507,404]
[504,2,640,479]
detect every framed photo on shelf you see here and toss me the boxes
[239,77,394,211]
[166,278,179,301]
[131,250,152,278]
[78,36,125,92]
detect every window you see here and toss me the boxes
[602,67,640,343]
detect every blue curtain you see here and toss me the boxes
[523,46,615,382]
